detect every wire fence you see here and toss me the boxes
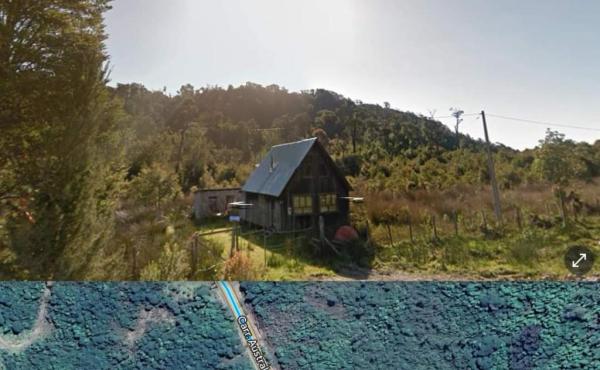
[364,201,599,249]
[187,223,316,277]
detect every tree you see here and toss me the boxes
[0,0,124,278]
[533,130,585,226]
[129,164,181,213]
[315,110,341,138]
[140,241,189,280]
[312,128,330,148]
[450,107,464,146]
[167,85,200,177]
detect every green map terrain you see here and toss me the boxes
[0,282,598,369]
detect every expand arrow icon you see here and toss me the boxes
[572,253,587,268]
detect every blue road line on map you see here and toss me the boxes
[220,281,242,317]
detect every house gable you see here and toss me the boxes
[242,138,351,197]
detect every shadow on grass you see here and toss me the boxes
[238,225,375,280]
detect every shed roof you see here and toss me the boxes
[242,138,317,197]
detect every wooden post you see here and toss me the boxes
[386,224,394,246]
[515,207,522,230]
[190,233,199,278]
[408,217,414,243]
[230,224,235,258]
[481,210,488,230]
[481,111,502,222]
[133,245,138,280]
[557,188,567,227]
[263,231,267,270]
[431,215,438,240]
[453,210,459,236]
[319,215,325,248]
[130,243,139,280]
[263,207,267,270]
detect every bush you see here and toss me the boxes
[286,259,305,273]
[509,230,543,266]
[140,242,189,280]
[267,253,286,268]
[223,251,256,280]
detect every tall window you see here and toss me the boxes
[292,194,312,214]
[208,196,218,213]
[319,193,337,213]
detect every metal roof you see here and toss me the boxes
[242,138,318,197]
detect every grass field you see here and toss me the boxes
[195,215,600,280]
[373,217,600,279]
[197,220,338,280]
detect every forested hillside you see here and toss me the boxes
[112,82,600,193]
[1,1,599,280]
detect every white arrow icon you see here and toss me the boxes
[572,253,587,268]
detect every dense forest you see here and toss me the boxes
[1,1,599,279]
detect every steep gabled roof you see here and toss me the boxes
[242,137,351,197]
[242,138,316,197]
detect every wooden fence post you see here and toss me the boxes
[408,217,414,243]
[190,233,199,278]
[453,210,459,236]
[386,223,394,247]
[515,208,522,230]
[263,229,267,270]
[431,215,438,240]
[481,211,488,230]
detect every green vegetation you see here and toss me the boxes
[1,2,599,280]
[0,282,252,369]
[196,221,337,281]
[241,282,600,369]
[371,216,600,279]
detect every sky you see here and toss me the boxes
[104,0,600,150]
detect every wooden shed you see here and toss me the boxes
[241,138,351,234]
[192,188,243,220]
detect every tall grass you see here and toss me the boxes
[360,178,600,237]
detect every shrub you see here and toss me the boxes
[267,253,286,268]
[286,259,305,273]
[140,242,189,280]
[223,251,256,280]
[509,230,543,266]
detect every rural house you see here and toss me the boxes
[193,188,243,220]
[241,137,351,234]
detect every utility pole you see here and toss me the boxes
[450,108,464,147]
[481,110,502,222]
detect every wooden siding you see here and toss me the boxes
[242,144,350,234]
[193,188,242,220]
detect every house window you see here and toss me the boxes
[208,196,218,213]
[319,193,337,213]
[292,194,313,214]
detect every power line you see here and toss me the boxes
[436,111,600,132]
[247,112,598,133]
[248,127,285,131]
[432,113,480,119]
[485,113,600,132]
